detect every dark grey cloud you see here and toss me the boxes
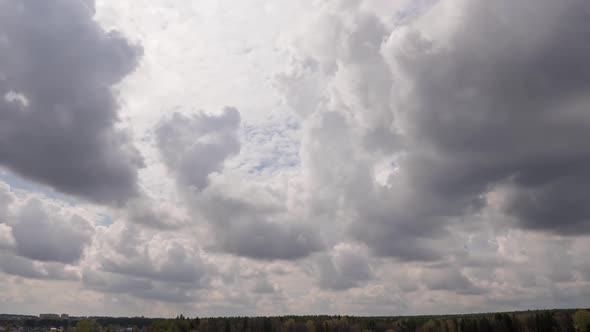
[83,269,152,294]
[317,245,373,291]
[420,268,485,296]
[378,0,590,236]
[156,107,241,191]
[82,269,198,303]
[296,0,590,261]
[198,192,324,260]
[11,199,93,264]
[252,277,276,294]
[215,218,323,260]
[101,241,210,285]
[0,253,79,281]
[0,0,143,204]
[276,0,590,266]
[0,182,14,224]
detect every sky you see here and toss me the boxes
[1,0,590,317]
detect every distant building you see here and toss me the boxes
[39,314,60,320]
[60,314,69,320]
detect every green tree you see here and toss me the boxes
[75,320,100,332]
[285,318,296,332]
[307,320,317,332]
[574,311,590,332]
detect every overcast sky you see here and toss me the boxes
[1,0,590,317]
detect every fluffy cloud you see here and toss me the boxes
[10,199,93,264]
[124,197,186,230]
[278,0,590,264]
[0,183,89,282]
[156,109,323,260]
[156,107,241,191]
[78,221,213,303]
[0,224,14,250]
[192,184,324,260]
[0,0,143,204]
[2,0,590,316]
[379,0,590,236]
[82,269,201,303]
[0,254,79,281]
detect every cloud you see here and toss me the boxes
[379,0,590,235]
[156,107,241,191]
[124,197,185,230]
[419,267,485,295]
[196,189,324,260]
[1,0,590,316]
[82,269,199,303]
[213,216,323,260]
[0,182,14,223]
[0,253,79,281]
[252,277,276,294]
[77,220,214,303]
[277,0,590,264]
[83,269,152,294]
[10,198,93,264]
[93,222,211,286]
[101,241,210,285]
[317,243,373,291]
[0,0,143,204]
[156,108,323,261]
[0,224,15,250]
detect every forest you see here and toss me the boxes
[2,309,589,332]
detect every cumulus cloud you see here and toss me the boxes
[10,199,93,264]
[213,216,323,261]
[195,188,324,260]
[2,0,590,315]
[0,224,15,250]
[419,267,484,296]
[252,277,276,294]
[82,269,199,303]
[277,0,590,264]
[379,0,590,236]
[124,197,185,230]
[156,109,323,260]
[156,107,241,191]
[0,253,79,281]
[0,183,88,281]
[100,241,210,285]
[86,221,212,303]
[317,243,373,291]
[0,182,14,223]
[0,0,143,204]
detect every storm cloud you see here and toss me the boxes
[380,0,590,235]
[0,0,143,204]
[277,0,590,263]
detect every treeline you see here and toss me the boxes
[2,309,589,332]
[141,310,590,332]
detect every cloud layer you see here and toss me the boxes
[1,0,590,317]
